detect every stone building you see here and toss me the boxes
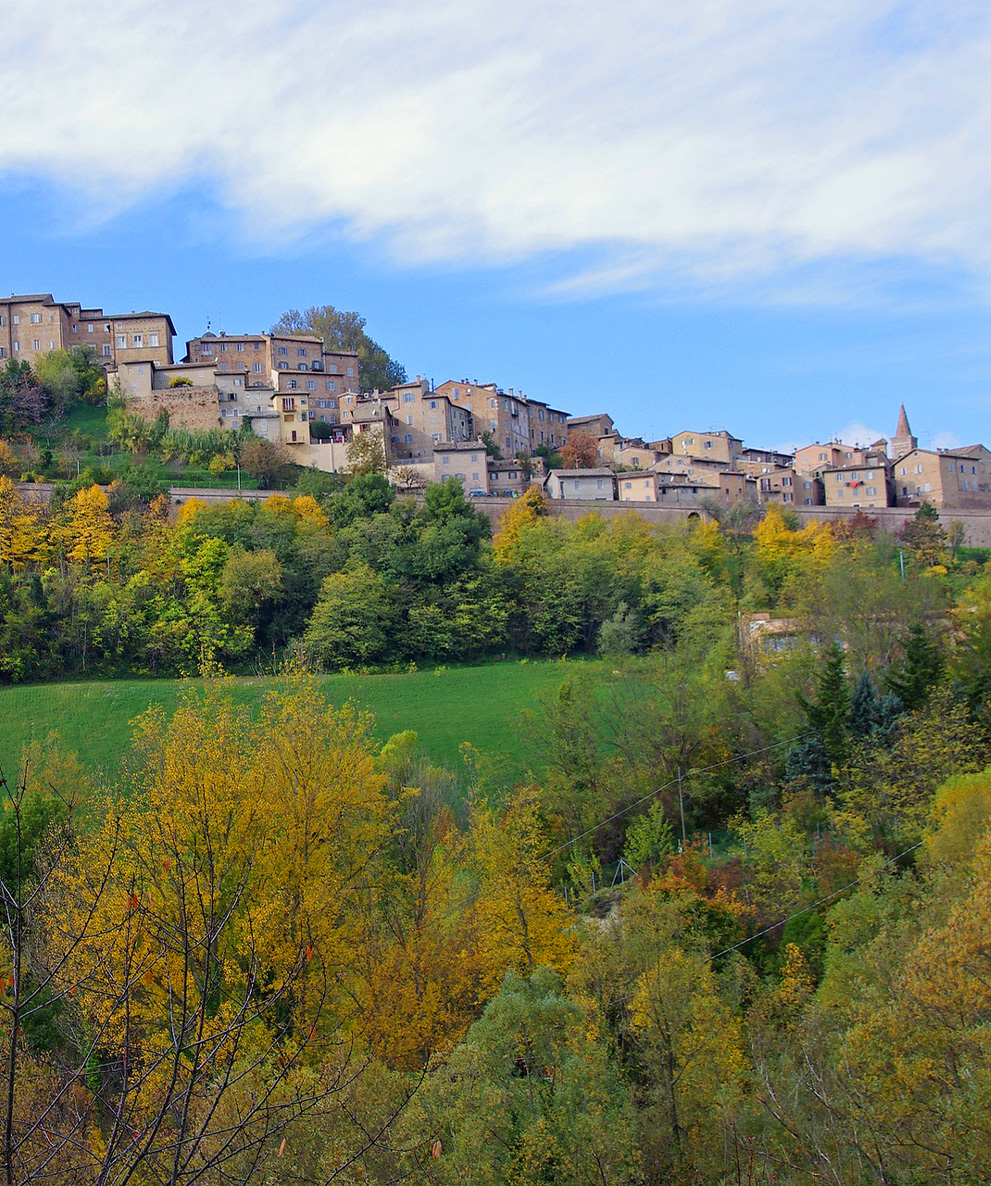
[893,446,991,510]
[0,293,175,367]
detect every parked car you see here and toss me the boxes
[467,488,490,497]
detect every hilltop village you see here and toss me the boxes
[2,290,988,512]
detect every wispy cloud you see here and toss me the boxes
[3,0,990,302]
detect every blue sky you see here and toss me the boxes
[2,0,990,453]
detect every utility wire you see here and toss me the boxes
[706,840,923,963]
[540,731,814,861]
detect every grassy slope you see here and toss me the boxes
[0,661,595,792]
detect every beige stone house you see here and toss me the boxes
[669,429,744,465]
[434,380,570,457]
[1,293,174,368]
[433,442,491,492]
[892,447,991,510]
[380,379,475,462]
[821,461,893,508]
[618,472,659,501]
[544,468,617,500]
[184,331,359,402]
[794,440,867,474]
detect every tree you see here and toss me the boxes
[0,680,410,1185]
[272,306,406,394]
[346,430,386,476]
[885,621,944,710]
[559,430,599,469]
[59,484,114,569]
[900,503,950,568]
[304,564,399,668]
[238,437,293,489]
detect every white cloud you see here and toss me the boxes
[931,430,963,450]
[3,0,991,300]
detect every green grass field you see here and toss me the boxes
[0,660,600,793]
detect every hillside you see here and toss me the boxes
[0,659,596,792]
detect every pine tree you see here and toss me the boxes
[886,622,944,710]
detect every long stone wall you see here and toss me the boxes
[17,482,991,546]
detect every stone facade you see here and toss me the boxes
[0,293,174,367]
[892,448,991,510]
[669,429,744,465]
[821,461,893,508]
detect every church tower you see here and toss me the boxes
[890,404,918,461]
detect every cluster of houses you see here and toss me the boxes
[3,291,989,512]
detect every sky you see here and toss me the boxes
[2,0,990,453]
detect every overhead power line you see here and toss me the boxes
[540,731,813,861]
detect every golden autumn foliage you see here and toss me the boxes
[467,788,577,999]
[491,485,545,562]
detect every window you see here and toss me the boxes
[49,340,56,349]
[866,487,877,496]
[704,441,712,449]
[0,348,5,359]
[404,433,413,443]
[299,362,308,371]
[149,333,159,347]
[327,380,337,392]
[429,400,438,409]
[345,395,354,405]
[281,398,295,411]
[915,464,923,474]
[219,362,228,371]
[235,342,244,351]
[12,342,18,352]
[252,362,263,373]
[278,362,288,370]
[102,345,111,356]
[403,392,415,403]
[278,346,287,355]
[11,316,19,325]
[288,380,298,390]
[217,341,227,352]
[406,415,413,425]
[347,366,354,377]
[432,433,442,443]
[32,339,40,350]
[133,334,143,347]
[87,324,93,333]
[233,378,242,387]
[865,470,874,480]
[306,380,315,390]
[442,456,450,465]
[30,313,41,324]
[117,335,127,348]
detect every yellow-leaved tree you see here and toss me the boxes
[466,787,576,1000]
[39,673,396,1182]
[58,483,115,569]
[491,486,545,563]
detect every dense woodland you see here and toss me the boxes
[3,463,991,1181]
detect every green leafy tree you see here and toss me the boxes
[304,564,399,668]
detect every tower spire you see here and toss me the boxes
[891,404,918,461]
